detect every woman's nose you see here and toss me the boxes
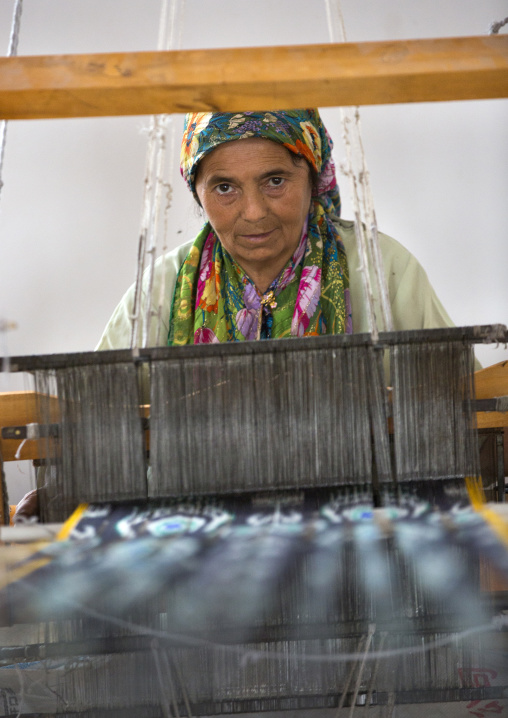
[241,189,267,222]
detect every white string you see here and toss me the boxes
[130,0,170,348]
[324,0,394,337]
[153,0,184,345]
[154,0,186,347]
[0,0,23,204]
[489,16,508,34]
[14,438,27,460]
[140,115,171,348]
[355,112,393,332]
[334,633,366,715]
[324,0,342,41]
[130,0,184,348]
[348,623,376,717]
[14,660,27,718]
[12,568,507,666]
[154,120,175,345]
[150,640,172,718]
[60,604,508,663]
[364,631,388,708]
[130,119,157,348]
[171,651,195,718]
[161,649,182,718]
[340,112,380,339]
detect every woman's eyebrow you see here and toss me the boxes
[205,168,292,186]
[259,167,292,179]
[203,173,235,187]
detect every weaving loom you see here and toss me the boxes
[2,2,508,715]
[1,325,508,716]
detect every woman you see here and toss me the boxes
[97,109,453,353]
[13,109,453,522]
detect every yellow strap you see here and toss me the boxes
[466,475,508,548]
[57,503,89,541]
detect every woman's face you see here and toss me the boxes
[195,138,312,292]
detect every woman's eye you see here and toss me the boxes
[268,177,285,187]
[215,183,233,195]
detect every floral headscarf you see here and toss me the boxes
[170,110,352,344]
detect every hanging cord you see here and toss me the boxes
[130,0,173,349]
[153,0,185,345]
[151,640,172,718]
[333,624,376,717]
[130,117,158,349]
[364,631,387,710]
[142,0,182,348]
[154,121,176,345]
[130,0,185,349]
[334,633,367,715]
[170,650,195,718]
[347,623,376,717]
[489,16,508,34]
[140,114,173,349]
[0,0,23,205]
[324,0,394,339]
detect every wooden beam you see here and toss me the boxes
[0,392,59,462]
[0,393,150,462]
[475,360,508,429]
[0,35,507,120]
[474,360,508,400]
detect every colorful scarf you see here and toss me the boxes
[170,110,352,344]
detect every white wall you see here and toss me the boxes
[1,0,507,501]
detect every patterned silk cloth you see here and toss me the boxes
[169,110,352,344]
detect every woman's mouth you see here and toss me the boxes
[241,230,274,242]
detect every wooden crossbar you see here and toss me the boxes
[0,35,507,120]
[475,360,508,429]
[0,392,59,461]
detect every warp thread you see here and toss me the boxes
[324,0,394,338]
[5,564,505,665]
[130,0,185,349]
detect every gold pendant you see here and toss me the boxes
[261,290,277,309]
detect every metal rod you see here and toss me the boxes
[2,325,507,373]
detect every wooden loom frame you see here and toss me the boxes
[1,33,508,523]
[0,36,507,119]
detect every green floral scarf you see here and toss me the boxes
[170,110,352,344]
